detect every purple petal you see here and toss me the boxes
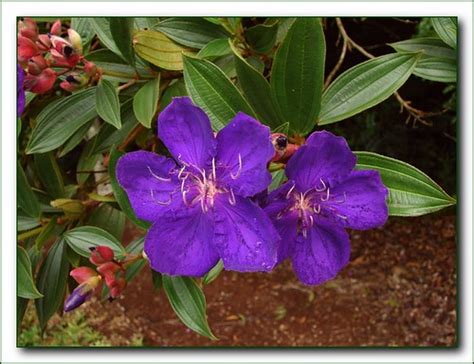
[17,64,25,116]
[286,131,356,192]
[216,112,274,197]
[158,97,216,169]
[116,151,180,223]
[64,283,92,312]
[145,208,219,277]
[329,170,389,230]
[213,194,278,272]
[291,221,350,285]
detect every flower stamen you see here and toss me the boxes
[147,166,171,182]
[150,189,172,205]
[228,188,236,205]
[230,153,242,180]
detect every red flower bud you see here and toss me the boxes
[50,20,62,36]
[70,266,97,284]
[83,60,98,77]
[18,35,39,62]
[27,55,48,75]
[89,246,115,265]
[96,261,121,276]
[109,277,127,298]
[18,18,38,41]
[24,68,57,94]
[37,34,52,51]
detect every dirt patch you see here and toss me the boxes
[82,213,457,347]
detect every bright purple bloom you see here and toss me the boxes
[117,97,278,277]
[264,131,388,285]
[17,64,26,115]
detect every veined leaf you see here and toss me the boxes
[63,226,126,258]
[245,20,279,53]
[34,152,65,199]
[89,18,124,59]
[96,79,121,129]
[232,44,284,129]
[71,18,95,50]
[389,37,456,60]
[109,17,135,66]
[18,162,41,218]
[355,151,455,216]
[59,119,93,157]
[183,55,255,130]
[35,239,69,331]
[197,38,231,59]
[319,53,420,125]
[125,237,146,282]
[18,215,41,232]
[88,203,126,241]
[271,18,326,135]
[413,57,457,83]
[431,17,457,49]
[157,17,229,49]
[18,246,43,299]
[26,88,97,154]
[202,260,224,285]
[133,30,194,71]
[133,76,161,128]
[162,275,216,339]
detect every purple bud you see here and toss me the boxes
[63,283,92,312]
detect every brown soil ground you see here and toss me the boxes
[82,213,457,347]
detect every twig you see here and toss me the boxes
[334,18,439,126]
[324,23,349,88]
[118,79,137,92]
[118,124,145,152]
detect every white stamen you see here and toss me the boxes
[315,178,327,192]
[336,214,348,220]
[313,204,321,214]
[212,158,216,181]
[147,166,171,182]
[150,190,171,205]
[309,215,314,227]
[230,153,242,180]
[228,189,236,205]
[178,166,186,179]
[321,187,330,202]
[286,183,296,199]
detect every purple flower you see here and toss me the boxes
[17,64,26,116]
[264,131,388,285]
[117,97,278,277]
[64,282,94,312]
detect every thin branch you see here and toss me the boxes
[324,25,349,88]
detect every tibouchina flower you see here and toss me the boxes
[17,64,25,116]
[117,97,278,277]
[264,131,388,285]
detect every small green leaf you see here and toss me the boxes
[151,271,163,291]
[35,239,69,331]
[197,38,231,59]
[125,237,145,282]
[18,215,41,232]
[63,226,126,258]
[58,119,93,158]
[245,20,279,53]
[18,162,41,218]
[431,17,457,49]
[232,44,284,129]
[160,79,188,110]
[88,203,126,241]
[109,146,150,230]
[202,260,224,285]
[35,218,59,251]
[413,57,457,83]
[34,152,65,199]
[271,18,326,134]
[389,37,456,60]
[319,53,419,125]
[183,55,255,130]
[162,275,216,339]
[355,151,455,216]
[18,246,43,299]
[133,29,194,71]
[157,17,229,49]
[133,76,161,128]
[26,88,97,154]
[89,18,124,59]
[269,169,287,192]
[71,18,95,50]
[96,79,121,129]
[109,17,135,66]
[76,138,102,185]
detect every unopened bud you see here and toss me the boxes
[50,198,84,217]
[50,20,62,36]
[27,55,48,75]
[18,35,39,62]
[70,266,97,284]
[24,68,57,94]
[18,18,38,41]
[83,60,97,77]
[63,276,101,312]
[37,34,52,51]
[68,29,83,55]
[89,246,115,265]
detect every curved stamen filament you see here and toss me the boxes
[212,157,216,181]
[313,204,321,214]
[286,183,296,199]
[177,166,186,179]
[332,192,347,204]
[309,215,314,227]
[315,178,327,192]
[228,188,236,205]
[230,153,243,180]
[147,166,171,182]
[336,214,348,220]
[320,187,330,202]
[150,189,171,205]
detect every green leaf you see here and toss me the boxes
[63,226,126,258]
[157,17,229,49]
[389,37,456,60]
[26,87,97,154]
[76,138,102,185]
[71,18,95,50]
[125,237,145,282]
[355,151,455,216]
[197,38,231,59]
[35,239,69,331]
[245,20,279,53]
[162,275,216,339]
[413,57,457,83]
[35,217,59,251]
[96,79,121,129]
[109,17,135,66]
[271,18,326,134]
[88,203,126,241]
[431,17,457,49]
[109,147,150,230]
[232,45,284,129]
[151,270,163,291]
[58,119,93,158]
[319,53,419,125]
[183,55,255,130]
[34,153,65,198]
[18,215,41,232]
[18,162,41,218]
[160,79,188,110]
[89,18,124,59]
[269,169,287,192]
[202,260,224,285]
[133,76,161,128]
[18,246,43,299]
[133,29,194,71]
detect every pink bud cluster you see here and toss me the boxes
[17,18,98,94]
